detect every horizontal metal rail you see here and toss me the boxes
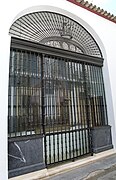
[11,37,104,66]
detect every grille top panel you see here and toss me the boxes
[9,11,102,58]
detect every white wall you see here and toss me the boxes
[0,0,116,179]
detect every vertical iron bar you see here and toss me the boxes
[82,64,88,154]
[99,68,108,125]
[78,62,83,156]
[29,52,32,135]
[95,67,102,126]
[97,67,104,126]
[57,58,60,162]
[88,65,94,127]
[41,53,47,166]
[18,50,22,136]
[64,59,68,160]
[15,49,18,137]
[76,62,81,156]
[60,58,64,161]
[92,65,99,126]
[53,57,55,164]
[86,64,93,153]
[74,62,80,157]
[70,61,76,159]
[67,61,72,159]
[82,63,92,155]
[93,66,100,126]
[89,65,96,127]
[73,62,79,157]
[48,56,51,163]
[8,49,13,137]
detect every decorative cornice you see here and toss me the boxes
[67,0,116,24]
[11,37,104,66]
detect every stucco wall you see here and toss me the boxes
[0,0,116,179]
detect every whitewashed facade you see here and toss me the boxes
[0,0,116,179]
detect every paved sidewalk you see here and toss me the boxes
[89,165,116,180]
[9,149,116,180]
[44,152,116,180]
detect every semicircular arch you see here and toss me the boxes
[9,5,106,58]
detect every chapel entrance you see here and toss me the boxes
[8,11,111,177]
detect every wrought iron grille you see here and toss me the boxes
[8,39,108,165]
[43,55,108,164]
[8,49,43,137]
[9,11,102,58]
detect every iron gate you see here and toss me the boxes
[43,55,92,165]
[8,38,108,167]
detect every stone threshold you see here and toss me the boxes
[9,149,116,180]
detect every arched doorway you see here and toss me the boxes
[8,11,112,178]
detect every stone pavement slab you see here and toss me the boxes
[44,152,116,180]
